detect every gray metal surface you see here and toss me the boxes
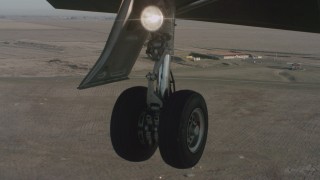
[78,0,148,89]
[187,108,205,153]
[158,54,171,98]
[146,0,175,108]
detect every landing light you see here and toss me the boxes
[140,6,164,32]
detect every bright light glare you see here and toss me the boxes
[141,6,164,31]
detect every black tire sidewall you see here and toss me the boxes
[110,86,157,162]
[159,90,208,169]
[178,92,208,166]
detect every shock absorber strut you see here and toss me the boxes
[139,0,176,146]
[146,1,176,111]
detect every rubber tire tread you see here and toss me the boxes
[159,90,208,169]
[110,86,157,162]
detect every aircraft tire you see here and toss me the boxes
[159,90,208,169]
[110,86,157,162]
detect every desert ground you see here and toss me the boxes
[0,16,320,179]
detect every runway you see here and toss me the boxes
[1,74,319,179]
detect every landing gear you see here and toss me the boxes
[110,86,158,162]
[110,38,208,168]
[110,1,208,168]
[110,87,208,168]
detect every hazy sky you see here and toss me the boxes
[0,0,109,16]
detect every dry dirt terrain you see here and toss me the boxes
[0,16,320,179]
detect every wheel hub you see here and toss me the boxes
[138,111,159,146]
[187,108,205,153]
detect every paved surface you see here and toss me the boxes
[1,72,319,179]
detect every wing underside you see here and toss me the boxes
[46,0,121,14]
[48,0,320,33]
[177,0,320,33]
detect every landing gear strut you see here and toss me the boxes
[110,1,208,169]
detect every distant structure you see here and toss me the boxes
[188,50,259,61]
[188,52,218,60]
[222,53,250,60]
[291,63,302,70]
[186,56,201,61]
